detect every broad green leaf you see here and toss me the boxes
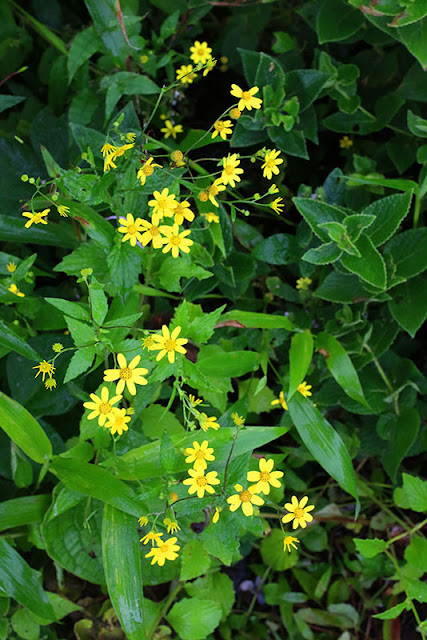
[63,346,96,383]
[103,72,160,120]
[11,608,39,640]
[167,598,222,640]
[185,573,235,621]
[373,601,408,620]
[341,234,387,289]
[314,271,375,303]
[69,202,114,247]
[285,70,334,111]
[394,473,427,512]
[268,127,308,159]
[407,109,427,138]
[102,313,143,328]
[33,592,82,625]
[0,95,26,114]
[65,317,95,347]
[219,309,294,331]
[364,192,412,247]
[293,197,347,242]
[354,538,388,558]
[89,278,108,324]
[384,228,427,286]
[160,430,176,472]
[172,301,226,343]
[287,394,358,500]
[388,273,427,337]
[316,333,368,407]
[252,233,299,265]
[0,392,52,464]
[0,320,40,361]
[54,242,107,277]
[45,297,90,321]
[140,405,183,439]
[160,9,180,39]
[317,0,364,43]
[102,505,145,640]
[107,240,143,292]
[180,540,211,581]
[84,0,137,63]
[50,458,142,517]
[288,330,314,400]
[261,529,299,571]
[159,257,212,293]
[0,215,78,248]
[0,495,50,532]
[68,27,100,82]
[0,539,55,619]
[398,17,427,70]
[198,350,259,378]
[382,408,420,481]
[303,242,342,264]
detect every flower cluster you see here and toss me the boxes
[271,380,313,411]
[102,140,135,172]
[183,440,220,498]
[227,457,283,517]
[281,495,315,553]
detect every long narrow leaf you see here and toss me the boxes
[0,392,52,464]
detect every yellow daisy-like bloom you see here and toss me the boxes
[220,153,244,188]
[232,412,245,426]
[52,343,63,352]
[202,212,220,224]
[140,213,164,249]
[112,143,134,159]
[230,84,263,111]
[271,391,288,411]
[151,325,188,364]
[229,107,241,120]
[8,284,25,297]
[145,537,180,566]
[212,120,233,141]
[212,507,220,523]
[83,386,122,427]
[340,135,353,149]
[247,458,284,495]
[118,213,144,246]
[163,518,180,534]
[269,183,279,194]
[183,468,220,499]
[261,149,283,180]
[298,381,312,397]
[137,157,161,186]
[174,200,195,225]
[6,262,17,272]
[142,335,156,351]
[103,354,148,396]
[127,407,135,415]
[202,57,217,76]
[22,209,49,228]
[282,496,315,529]
[104,153,117,172]
[271,197,284,215]
[160,224,194,258]
[125,132,136,142]
[206,179,226,207]
[45,378,57,391]
[189,394,203,406]
[33,360,55,382]
[171,149,184,166]
[198,413,220,432]
[57,205,70,217]
[138,516,148,527]
[105,407,131,436]
[140,531,163,545]
[101,142,116,157]
[296,276,312,290]
[161,120,183,140]
[227,483,264,517]
[198,190,209,202]
[184,440,215,471]
[283,535,300,553]
[190,40,212,64]
[176,64,196,84]
[148,188,177,219]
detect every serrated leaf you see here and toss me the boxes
[384,228,427,286]
[341,233,387,289]
[45,297,90,321]
[64,347,96,383]
[388,272,427,337]
[293,197,347,242]
[303,242,342,264]
[354,538,388,558]
[394,473,427,512]
[364,192,412,246]
[167,598,222,640]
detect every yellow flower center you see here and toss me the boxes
[119,367,133,380]
[170,235,181,246]
[99,402,112,414]
[196,476,208,487]
[160,544,169,553]
[151,226,160,236]
[127,224,137,234]
[175,204,184,215]
[195,450,205,459]
[266,159,276,168]
[157,198,167,209]
[209,184,219,196]
[294,507,304,518]
[214,121,224,131]
[224,164,234,175]
[197,48,205,56]
[259,472,270,482]
[239,490,252,503]
[115,415,125,427]
[242,91,251,101]
[164,339,177,351]
[143,165,154,176]
[39,363,51,373]
[115,147,125,157]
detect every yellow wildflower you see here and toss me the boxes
[127,407,135,415]
[183,468,220,499]
[103,354,148,396]
[52,343,64,353]
[176,64,196,84]
[137,157,161,186]
[184,440,215,471]
[171,150,184,166]
[198,413,220,432]
[33,360,55,382]
[189,394,203,406]
[101,142,116,157]
[112,143,134,159]
[142,334,157,351]
[148,188,177,219]
[118,213,144,246]
[138,516,148,527]
[212,507,220,523]
[206,179,226,207]
[296,277,312,290]
[22,209,49,228]
[202,212,220,223]
[6,262,16,273]
[230,84,263,111]
[283,535,300,553]
[169,492,178,503]
[125,133,136,142]
[174,200,195,225]
[212,120,233,141]
[105,407,131,436]
[247,458,284,495]
[227,483,264,517]
[282,496,315,529]
[220,153,244,188]
[160,224,193,258]
[232,412,245,426]
[145,537,180,566]
[190,40,212,64]
[261,149,283,180]
[271,197,284,215]
[151,325,188,364]
[271,391,288,411]
[202,58,217,76]
[103,153,117,172]
[340,136,353,149]
[83,386,122,427]
[161,120,183,140]
[269,183,279,194]
[140,213,164,249]
[229,108,241,120]
[298,381,312,397]
[57,205,70,217]
[45,378,57,391]
[140,531,163,545]
[8,284,25,297]
[163,518,180,534]
[198,190,209,202]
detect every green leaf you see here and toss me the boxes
[354,538,388,558]
[54,242,107,277]
[0,95,26,114]
[388,272,427,337]
[364,192,412,247]
[65,317,95,347]
[293,197,346,242]
[172,301,225,343]
[394,473,427,512]
[0,320,40,361]
[102,505,145,640]
[287,394,358,500]
[407,109,427,138]
[107,241,142,292]
[261,529,299,571]
[11,607,39,640]
[316,333,368,407]
[34,593,82,625]
[69,203,115,246]
[303,242,342,264]
[382,408,420,481]
[198,350,259,378]
[317,0,364,43]
[373,601,408,620]
[288,330,314,400]
[0,539,55,619]
[89,278,108,324]
[45,297,90,321]
[103,72,160,120]
[160,9,180,39]
[160,430,176,472]
[0,495,50,532]
[63,347,96,383]
[341,234,387,289]
[267,127,308,159]
[167,598,222,640]
[285,70,334,111]
[68,27,100,82]
[180,540,211,581]
[140,405,183,439]
[50,458,142,517]
[0,215,77,249]
[84,0,137,63]
[252,233,299,265]
[185,573,235,621]
[384,228,427,286]
[159,256,212,293]
[219,309,294,331]
[314,271,376,303]
[398,17,427,70]
[0,392,52,464]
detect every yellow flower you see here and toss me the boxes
[101,142,116,157]
[140,531,163,545]
[227,483,264,517]
[174,200,195,225]
[140,213,164,249]
[105,407,131,436]
[247,458,284,495]
[112,143,134,159]
[151,325,188,364]
[176,64,196,84]
[198,413,220,432]
[184,440,215,470]
[298,381,312,397]
[83,386,122,427]
[212,120,233,141]
[45,378,57,391]
[270,197,284,215]
[296,277,312,290]
[340,136,353,149]
[282,496,315,529]
[125,132,136,142]
[161,120,183,139]
[261,149,283,180]
[220,153,244,188]
[6,262,16,272]
[163,517,180,534]
[183,468,220,499]
[269,183,279,194]
[160,224,194,258]
[229,107,241,120]
[212,507,220,523]
[206,179,226,207]
[271,391,288,411]
[189,394,203,406]
[230,84,263,111]
[52,343,64,353]
[142,335,157,351]
[104,153,117,172]
[33,360,55,382]
[232,412,245,426]
[8,284,25,297]
[169,492,178,503]
[202,212,220,223]
[171,150,184,166]
[283,535,300,553]
[127,407,135,415]
[137,157,161,186]
[22,209,49,228]
[138,516,148,527]
[145,536,180,566]
[198,190,209,202]
[140,54,149,64]
[118,213,144,246]
[57,205,70,217]
[202,58,217,76]
[190,40,212,64]
[103,354,148,396]
[148,188,177,219]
